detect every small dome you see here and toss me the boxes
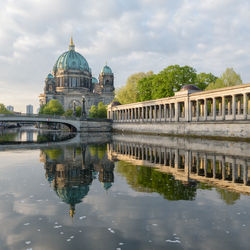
[181,84,201,91]
[101,65,112,74]
[111,101,121,106]
[47,73,54,79]
[92,77,98,84]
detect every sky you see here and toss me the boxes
[0,0,250,113]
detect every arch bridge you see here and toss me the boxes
[0,114,80,132]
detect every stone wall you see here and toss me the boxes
[80,119,112,133]
[112,121,250,140]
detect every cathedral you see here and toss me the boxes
[39,38,115,113]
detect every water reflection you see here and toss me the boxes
[0,128,75,143]
[109,134,250,197]
[40,144,114,217]
[1,133,250,249]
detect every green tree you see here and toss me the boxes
[76,106,82,117]
[137,65,197,101]
[136,75,154,102]
[39,99,64,115]
[0,104,12,114]
[97,102,107,118]
[206,68,242,90]
[88,105,98,118]
[116,71,153,104]
[64,109,73,117]
[89,102,107,118]
[196,72,217,90]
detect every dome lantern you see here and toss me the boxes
[69,36,75,51]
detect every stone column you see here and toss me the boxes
[159,148,162,164]
[196,154,200,175]
[232,159,236,183]
[164,104,167,121]
[163,148,167,166]
[213,98,216,120]
[232,95,236,119]
[227,98,232,115]
[243,93,248,119]
[248,99,250,115]
[196,100,199,121]
[191,101,194,121]
[159,105,162,122]
[237,97,241,115]
[204,98,207,121]
[222,96,225,120]
[169,104,172,121]
[175,102,179,122]
[218,100,222,116]
[227,98,231,115]
[150,106,153,122]
[175,149,179,169]
[185,151,190,179]
[204,154,207,177]
[154,105,157,122]
[222,157,225,180]
[213,156,216,179]
[243,161,248,185]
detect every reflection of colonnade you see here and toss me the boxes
[108,141,250,193]
[108,84,250,123]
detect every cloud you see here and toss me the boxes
[0,0,250,112]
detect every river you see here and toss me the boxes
[0,128,249,250]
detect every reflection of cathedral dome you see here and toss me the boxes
[103,182,112,190]
[92,77,98,84]
[101,65,113,74]
[53,38,90,72]
[55,185,89,206]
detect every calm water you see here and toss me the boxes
[0,130,250,250]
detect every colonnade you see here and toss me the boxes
[108,142,250,186]
[108,84,250,122]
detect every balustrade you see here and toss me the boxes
[108,84,250,123]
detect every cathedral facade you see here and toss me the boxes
[39,38,115,113]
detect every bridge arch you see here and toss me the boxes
[0,115,80,132]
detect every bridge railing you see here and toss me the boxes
[0,113,81,121]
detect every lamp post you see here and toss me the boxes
[81,96,86,119]
[73,101,76,117]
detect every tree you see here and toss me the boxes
[136,75,154,102]
[137,65,197,101]
[76,106,82,117]
[39,99,64,115]
[88,105,98,118]
[89,102,107,118]
[64,109,73,117]
[196,72,217,90]
[0,104,12,114]
[206,68,242,90]
[97,102,107,118]
[116,71,153,104]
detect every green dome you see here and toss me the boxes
[101,65,112,74]
[53,40,90,72]
[92,77,98,84]
[47,73,54,79]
